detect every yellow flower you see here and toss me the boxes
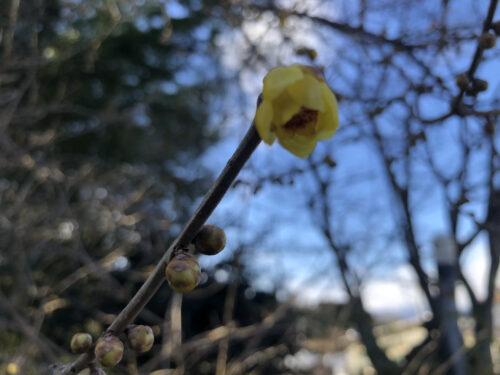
[254,64,339,158]
[7,363,19,375]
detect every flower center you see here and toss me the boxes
[283,107,318,132]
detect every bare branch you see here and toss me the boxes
[59,124,261,374]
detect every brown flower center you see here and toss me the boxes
[284,107,318,131]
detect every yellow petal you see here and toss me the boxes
[272,91,302,126]
[254,100,275,144]
[315,83,339,140]
[316,111,338,140]
[275,127,317,158]
[287,74,325,112]
[321,82,338,113]
[278,136,317,158]
[263,66,303,101]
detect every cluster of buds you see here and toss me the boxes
[69,226,226,370]
[70,325,155,371]
[455,73,469,91]
[456,73,488,96]
[165,224,226,293]
[463,30,496,96]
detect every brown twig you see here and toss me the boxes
[2,0,20,59]
[215,257,239,375]
[56,124,261,374]
[416,0,499,124]
[452,0,499,110]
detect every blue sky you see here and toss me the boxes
[178,0,500,318]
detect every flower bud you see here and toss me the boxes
[195,225,226,255]
[295,47,318,60]
[493,21,500,35]
[473,78,488,92]
[479,33,497,49]
[127,325,154,353]
[95,334,124,367]
[484,122,495,135]
[455,74,469,90]
[70,332,92,354]
[165,252,201,293]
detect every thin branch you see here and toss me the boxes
[227,344,288,375]
[309,161,356,297]
[421,108,500,124]
[485,149,499,307]
[452,0,499,110]
[0,291,65,362]
[57,124,261,374]
[371,120,438,317]
[176,304,290,359]
[458,228,482,253]
[2,0,20,59]
[418,0,499,124]
[457,267,479,307]
[215,259,239,375]
[251,3,426,51]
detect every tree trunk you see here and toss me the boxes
[470,303,494,375]
[351,297,401,375]
[470,190,500,374]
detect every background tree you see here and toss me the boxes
[217,0,500,373]
[2,0,500,375]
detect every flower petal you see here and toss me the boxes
[287,73,325,112]
[272,91,302,126]
[315,83,339,140]
[278,136,317,158]
[262,66,303,101]
[275,127,317,158]
[254,100,275,144]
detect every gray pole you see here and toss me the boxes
[434,235,466,375]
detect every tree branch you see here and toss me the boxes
[452,0,499,110]
[57,124,261,374]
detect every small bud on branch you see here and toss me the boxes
[127,325,155,353]
[195,225,226,255]
[95,334,123,368]
[70,333,92,354]
[479,32,497,49]
[166,251,201,293]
